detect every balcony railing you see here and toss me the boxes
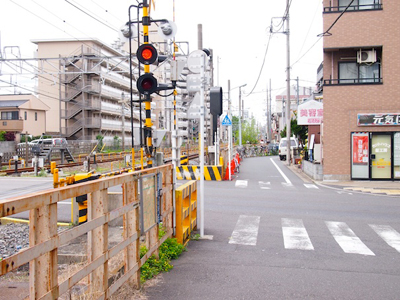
[0,119,23,131]
[324,77,383,85]
[324,1,382,13]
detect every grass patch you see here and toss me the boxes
[139,226,186,283]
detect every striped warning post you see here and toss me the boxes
[176,165,222,181]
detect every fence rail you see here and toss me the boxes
[0,164,174,299]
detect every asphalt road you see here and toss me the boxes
[146,156,400,300]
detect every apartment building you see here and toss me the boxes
[32,38,144,146]
[322,0,399,180]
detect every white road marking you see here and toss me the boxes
[270,158,292,185]
[282,218,314,250]
[235,180,248,188]
[229,215,260,246]
[337,191,353,195]
[326,221,375,256]
[259,181,271,189]
[370,224,400,253]
[281,182,294,187]
[304,184,319,189]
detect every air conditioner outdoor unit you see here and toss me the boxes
[357,49,376,64]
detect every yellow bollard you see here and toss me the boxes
[50,161,56,174]
[53,168,59,188]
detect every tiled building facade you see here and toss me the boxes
[322,0,400,180]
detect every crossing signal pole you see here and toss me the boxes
[133,1,175,168]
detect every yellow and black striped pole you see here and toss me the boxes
[143,0,153,168]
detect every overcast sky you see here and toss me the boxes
[0,0,323,124]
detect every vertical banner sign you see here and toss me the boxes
[352,135,369,165]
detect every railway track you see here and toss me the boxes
[1,152,200,176]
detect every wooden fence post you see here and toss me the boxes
[123,179,141,288]
[88,188,109,297]
[29,200,58,299]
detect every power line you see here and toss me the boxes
[290,36,322,68]
[297,0,321,59]
[89,0,122,24]
[0,78,60,100]
[244,30,273,98]
[318,0,355,36]
[64,0,119,33]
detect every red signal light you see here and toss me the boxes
[136,44,157,65]
[137,73,158,95]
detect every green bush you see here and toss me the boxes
[139,231,186,283]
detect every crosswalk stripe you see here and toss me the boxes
[370,224,400,253]
[304,184,319,189]
[326,221,375,256]
[282,218,314,250]
[229,215,260,246]
[235,180,248,188]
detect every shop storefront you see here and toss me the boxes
[351,113,400,180]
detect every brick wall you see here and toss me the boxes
[322,1,400,180]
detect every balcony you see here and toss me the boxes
[324,0,382,13]
[0,119,23,132]
[324,77,382,85]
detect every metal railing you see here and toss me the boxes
[324,77,383,85]
[324,1,382,12]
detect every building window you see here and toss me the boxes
[338,0,381,10]
[1,111,19,120]
[24,111,27,120]
[339,62,381,84]
[35,112,37,121]
[325,0,382,12]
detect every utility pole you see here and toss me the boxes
[285,0,292,166]
[228,80,232,180]
[296,76,300,106]
[238,84,246,146]
[266,83,270,142]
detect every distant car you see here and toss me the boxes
[278,137,299,161]
[18,138,68,148]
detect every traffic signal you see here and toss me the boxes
[136,43,173,96]
[210,86,223,116]
[137,73,158,95]
[136,44,158,65]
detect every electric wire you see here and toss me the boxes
[318,0,355,36]
[297,0,321,59]
[0,78,60,100]
[64,0,119,33]
[291,36,322,68]
[244,30,273,98]
[89,0,122,24]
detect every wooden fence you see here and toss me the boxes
[0,164,174,299]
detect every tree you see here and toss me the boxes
[232,116,260,145]
[280,118,308,144]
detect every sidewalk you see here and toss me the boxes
[289,164,400,196]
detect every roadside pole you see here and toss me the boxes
[199,54,205,237]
